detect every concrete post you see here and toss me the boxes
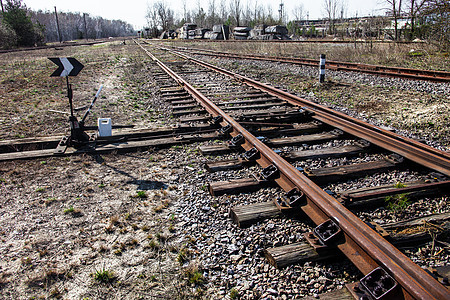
[319,54,326,83]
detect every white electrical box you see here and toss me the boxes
[98,118,112,137]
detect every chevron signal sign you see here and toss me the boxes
[48,57,84,77]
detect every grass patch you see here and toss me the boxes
[183,264,204,285]
[147,239,160,250]
[230,288,239,299]
[385,193,410,212]
[64,206,75,214]
[136,190,147,198]
[393,181,407,188]
[153,199,170,212]
[92,268,116,284]
[64,206,82,216]
[44,197,56,206]
[385,182,410,212]
[177,248,189,264]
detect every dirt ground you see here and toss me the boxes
[0,40,448,299]
[0,41,200,299]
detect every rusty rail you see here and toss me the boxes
[164,47,450,177]
[137,42,450,299]
[169,46,450,82]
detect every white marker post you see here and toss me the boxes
[319,54,326,83]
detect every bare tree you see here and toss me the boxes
[28,9,134,42]
[230,0,241,26]
[193,0,206,27]
[323,0,340,35]
[146,3,159,37]
[242,0,253,26]
[266,4,277,25]
[419,0,449,48]
[156,1,174,31]
[146,0,174,37]
[293,4,305,20]
[218,0,228,24]
[386,0,404,40]
[406,0,426,38]
[207,0,216,28]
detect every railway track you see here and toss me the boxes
[161,39,426,45]
[134,43,449,299]
[0,41,448,299]
[166,45,450,82]
[0,38,131,54]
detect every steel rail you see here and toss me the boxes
[136,42,450,299]
[163,47,450,177]
[169,46,450,82]
[159,38,426,45]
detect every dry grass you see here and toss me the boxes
[0,42,195,299]
[170,40,450,71]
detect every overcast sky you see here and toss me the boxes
[24,0,386,29]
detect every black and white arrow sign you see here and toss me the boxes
[48,57,84,77]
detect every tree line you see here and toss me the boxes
[386,0,449,46]
[0,0,135,49]
[145,0,283,37]
[29,10,135,42]
[146,0,449,48]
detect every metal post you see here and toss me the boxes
[66,77,74,117]
[319,54,326,83]
[222,25,227,41]
[54,6,62,43]
[80,85,103,125]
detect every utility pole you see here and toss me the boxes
[83,13,88,40]
[54,6,62,43]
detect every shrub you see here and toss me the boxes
[0,23,18,49]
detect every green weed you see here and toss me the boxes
[64,206,74,214]
[230,288,239,299]
[136,190,147,198]
[92,268,116,283]
[385,193,410,212]
[45,197,56,206]
[393,182,407,188]
[177,248,188,264]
